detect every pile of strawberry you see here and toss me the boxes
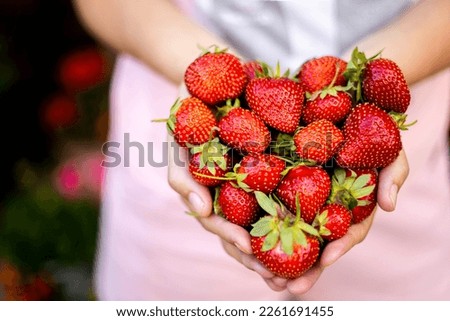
[164,46,413,279]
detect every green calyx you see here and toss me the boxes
[251,193,319,255]
[312,210,331,237]
[254,61,292,79]
[344,47,382,102]
[197,44,228,56]
[216,98,241,118]
[389,112,418,131]
[188,137,228,176]
[328,168,375,210]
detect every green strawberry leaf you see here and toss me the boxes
[352,185,375,199]
[280,226,294,255]
[262,229,280,251]
[250,216,277,237]
[357,200,371,206]
[255,191,277,216]
[292,228,307,248]
[334,168,346,186]
[298,221,320,238]
[351,174,371,190]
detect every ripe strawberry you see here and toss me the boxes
[362,58,411,113]
[313,204,352,241]
[218,101,271,154]
[302,91,352,125]
[336,103,402,169]
[293,119,344,164]
[184,47,247,105]
[297,56,347,93]
[165,97,217,147]
[251,234,320,279]
[188,139,231,187]
[215,182,259,226]
[243,61,263,81]
[250,192,321,279]
[234,154,286,194]
[328,168,378,223]
[275,165,331,224]
[245,65,304,134]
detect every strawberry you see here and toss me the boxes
[336,103,402,169]
[245,64,304,134]
[193,153,286,193]
[313,204,352,241]
[328,168,378,223]
[297,56,347,94]
[243,60,263,81]
[275,165,331,224]
[250,192,321,279]
[164,97,217,147]
[302,91,352,125]
[188,139,231,187]
[215,182,259,226]
[218,100,271,154]
[293,119,344,164]
[184,47,247,105]
[233,154,286,194]
[345,48,410,113]
[363,58,411,113]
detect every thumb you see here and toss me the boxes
[377,149,409,212]
[167,133,212,217]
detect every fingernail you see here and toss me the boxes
[390,185,398,210]
[188,192,204,214]
[234,242,252,255]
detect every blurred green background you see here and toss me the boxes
[0,0,110,300]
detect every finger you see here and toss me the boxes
[377,149,409,212]
[197,214,253,254]
[286,265,324,295]
[167,133,212,217]
[268,276,289,289]
[222,240,275,279]
[264,278,288,292]
[320,210,376,267]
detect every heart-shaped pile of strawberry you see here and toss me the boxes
[161,46,414,279]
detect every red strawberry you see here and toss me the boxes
[250,192,321,279]
[336,103,402,169]
[297,56,347,93]
[243,61,263,80]
[165,97,217,147]
[184,48,247,105]
[215,182,259,226]
[313,204,352,241]
[234,154,286,194]
[246,66,304,133]
[188,139,231,187]
[362,58,411,113]
[328,168,378,223]
[275,165,331,224]
[218,102,271,154]
[302,91,352,125]
[293,119,344,164]
[251,234,320,279]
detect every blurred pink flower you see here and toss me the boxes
[53,150,104,201]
